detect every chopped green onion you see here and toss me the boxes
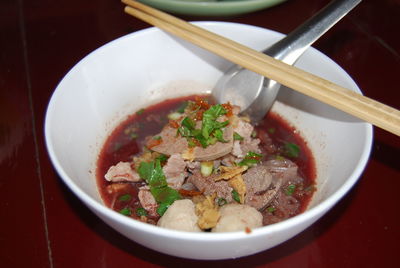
[200,161,214,177]
[217,198,227,206]
[138,159,181,216]
[129,133,138,139]
[176,101,188,113]
[238,151,263,167]
[275,155,286,161]
[233,132,244,141]
[136,108,145,115]
[284,142,300,158]
[267,206,276,213]
[155,154,168,163]
[118,194,132,202]
[232,190,240,203]
[285,184,296,196]
[119,207,132,216]
[136,207,148,217]
[168,112,182,120]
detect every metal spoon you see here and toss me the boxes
[212,0,361,122]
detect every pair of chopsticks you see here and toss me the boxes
[122,0,400,136]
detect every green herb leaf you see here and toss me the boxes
[213,129,228,143]
[232,190,241,203]
[284,142,300,158]
[201,104,227,139]
[119,207,132,216]
[267,206,276,213]
[136,207,148,217]
[129,133,138,139]
[176,101,188,113]
[136,108,145,115]
[118,194,132,202]
[217,198,227,206]
[233,132,244,141]
[285,184,296,196]
[155,154,168,163]
[138,159,181,216]
[238,151,263,167]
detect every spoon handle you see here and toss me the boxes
[266,0,361,64]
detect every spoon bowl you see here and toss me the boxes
[212,0,361,122]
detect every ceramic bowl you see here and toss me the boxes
[45,22,372,260]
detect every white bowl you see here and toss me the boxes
[45,22,372,260]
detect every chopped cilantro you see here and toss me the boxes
[217,198,227,206]
[176,101,188,113]
[284,142,300,158]
[201,104,228,139]
[136,108,145,115]
[119,207,132,216]
[136,207,148,217]
[118,194,132,202]
[177,103,230,148]
[138,159,181,216]
[129,132,138,139]
[233,132,244,141]
[285,184,296,196]
[267,206,276,213]
[232,190,241,203]
[238,151,263,167]
[155,154,168,163]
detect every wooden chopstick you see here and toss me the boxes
[122,0,400,136]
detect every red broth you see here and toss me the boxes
[96,95,316,226]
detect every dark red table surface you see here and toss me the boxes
[1,0,399,267]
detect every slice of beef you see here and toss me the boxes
[151,125,234,161]
[242,163,290,210]
[245,178,282,210]
[104,161,141,182]
[187,170,233,203]
[163,154,187,189]
[242,164,273,194]
[264,158,298,183]
[138,187,158,217]
[149,125,187,155]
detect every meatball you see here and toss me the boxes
[212,203,263,232]
[157,199,201,232]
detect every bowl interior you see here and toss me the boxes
[45,21,372,259]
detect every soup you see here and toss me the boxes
[97,95,316,232]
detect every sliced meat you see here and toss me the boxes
[231,119,261,158]
[233,119,254,139]
[187,170,233,203]
[149,125,188,156]
[242,163,282,210]
[151,125,234,161]
[272,190,300,219]
[245,178,282,210]
[104,161,141,182]
[243,164,273,194]
[138,187,158,217]
[264,158,298,183]
[163,154,187,190]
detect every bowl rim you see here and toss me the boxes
[44,21,373,241]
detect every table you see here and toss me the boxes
[1,0,399,267]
